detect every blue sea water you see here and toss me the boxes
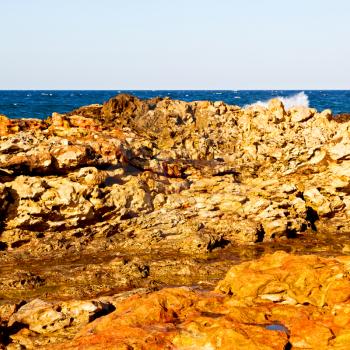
[0,90,349,119]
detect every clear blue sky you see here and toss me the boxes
[0,0,349,89]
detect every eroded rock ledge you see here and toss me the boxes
[3,252,348,349]
[0,94,350,348]
[1,95,349,251]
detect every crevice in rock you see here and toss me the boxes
[284,342,292,350]
[3,188,20,221]
[296,191,304,200]
[212,169,240,179]
[207,237,231,252]
[255,226,265,243]
[88,303,116,323]
[11,239,30,249]
[306,207,319,231]
[0,321,27,346]
[2,160,127,178]
[286,228,297,239]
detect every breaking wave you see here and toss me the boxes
[248,92,309,110]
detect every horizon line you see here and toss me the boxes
[0,89,349,91]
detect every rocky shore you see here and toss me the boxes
[0,94,350,348]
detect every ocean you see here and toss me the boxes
[0,90,349,119]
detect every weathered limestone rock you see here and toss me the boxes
[2,298,116,349]
[46,252,350,350]
[216,251,350,306]
[290,106,316,123]
[0,114,46,138]
[0,94,349,257]
[1,94,350,348]
[8,298,111,334]
[328,126,350,161]
[0,131,124,174]
[0,183,9,229]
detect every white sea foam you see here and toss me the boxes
[248,92,309,110]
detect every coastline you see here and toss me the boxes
[1,90,350,119]
[0,93,350,348]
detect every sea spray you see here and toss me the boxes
[247,91,309,109]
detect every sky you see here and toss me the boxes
[0,0,349,89]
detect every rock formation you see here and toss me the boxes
[28,252,350,349]
[0,94,350,348]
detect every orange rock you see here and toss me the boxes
[50,113,67,128]
[49,253,350,350]
[216,251,350,307]
[68,115,102,131]
[0,114,12,135]
[50,289,289,350]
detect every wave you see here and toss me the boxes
[248,92,309,110]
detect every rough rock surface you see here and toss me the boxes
[46,252,350,350]
[1,95,349,251]
[0,94,350,348]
